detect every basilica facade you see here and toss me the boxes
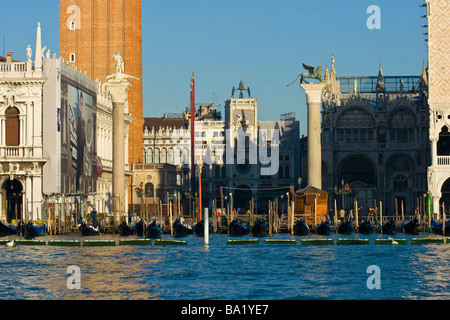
[320,58,430,219]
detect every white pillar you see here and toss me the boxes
[300,82,327,189]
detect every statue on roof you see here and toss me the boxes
[287,63,324,86]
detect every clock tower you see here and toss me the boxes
[225,79,259,208]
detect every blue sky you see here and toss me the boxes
[1,0,428,136]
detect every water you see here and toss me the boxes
[0,233,449,300]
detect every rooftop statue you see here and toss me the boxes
[287,63,324,86]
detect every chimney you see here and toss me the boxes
[6,52,12,63]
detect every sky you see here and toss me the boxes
[0,0,428,136]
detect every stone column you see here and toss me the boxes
[300,82,327,190]
[107,79,133,221]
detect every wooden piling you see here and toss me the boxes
[169,200,173,237]
[380,201,383,234]
[355,200,359,229]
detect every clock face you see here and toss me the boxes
[236,160,251,174]
[233,110,255,125]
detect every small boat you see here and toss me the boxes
[379,219,396,235]
[400,219,418,235]
[144,220,163,239]
[293,220,310,236]
[358,220,374,235]
[173,219,194,237]
[338,220,353,235]
[193,220,214,236]
[315,221,331,235]
[228,219,250,237]
[23,221,46,240]
[0,221,17,237]
[134,220,144,237]
[118,221,134,237]
[251,220,269,237]
[79,223,99,236]
[431,220,450,236]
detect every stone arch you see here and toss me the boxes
[338,155,376,185]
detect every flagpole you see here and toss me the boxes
[190,72,196,220]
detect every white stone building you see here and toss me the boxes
[0,23,47,222]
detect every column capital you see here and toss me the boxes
[107,80,133,103]
[300,82,327,103]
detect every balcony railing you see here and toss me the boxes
[437,156,450,166]
[0,147,29,158]
[0,62,28,73]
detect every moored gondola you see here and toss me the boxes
[337,220,353,235]
[0,221,17,237]
[173,219,194,237]
[228,219,250,237]
[193,220,214,236]
[144,220,162,239]
[358,220,374,235]
[79,222,99,236]
[400,219,418,235]
[293,220,310,236]
[23,221,46,240]
[379,219,396,235]
[315,221,331,235]
[431,220,450,236]
[251,220,269,237]
[118,221,134,236]
[134,220,144,237]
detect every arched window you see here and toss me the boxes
[161,148,167,163]
[6,107,20,146]
[147,149,153,163]
[154,149,160,164]
[285,166,290,179]
[168,148,174,163]
[145,183,154,198]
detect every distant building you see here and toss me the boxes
[138,79,300,216]
[320,57,429,218]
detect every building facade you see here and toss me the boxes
[60,0,143,166]
[321,58,430,218]
[139,80,300,215]
[0,24,47,222]
[426,0,450,219]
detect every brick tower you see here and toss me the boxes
[60,0,144,167]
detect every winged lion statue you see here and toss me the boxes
[287,63,324,86]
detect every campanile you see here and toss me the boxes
[60,0,143,166]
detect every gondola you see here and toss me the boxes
[315,221,331,235]
[251,220,269,237]
[173,219,194,237]
[79,222,99,236]
[431,220,450,236]
[134,220,144,237]
[118,221,134,236]
[0,221,17,237]
[193,220,214,236]
[144,220,163,239]
[24,221,46,240]
[379,219,396,235]
[337,220,353,235]
[228,219,250,237]
[293,220,310,236]
[400,219,418,235]
[358,220,374,235]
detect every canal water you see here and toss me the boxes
[0,233,448,301]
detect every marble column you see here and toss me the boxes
[107,79,133,220]
[300,82,327,190]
